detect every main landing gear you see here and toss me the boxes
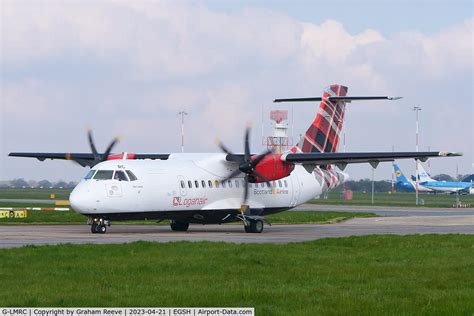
[239,205,266,233]
[170,220,189,232]
[90,218,109,234]
[244,218,264,233]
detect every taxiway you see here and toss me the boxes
[1,214,473,248]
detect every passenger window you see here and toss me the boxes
[214,180,219,188]
[261,183,265,188]
[222,181,226,188]
[180,180,185,189]
[195,180,199,188]
[188,180,192,188]
[126,170,138,181]
[235,180,239,188]
[84,170,96,180]
[228,180,232,188]
[208,180,213,188]
[278,180,282,188]
[201,180,206,188]
[266,182,271,188]
[93,170,114,180]
[114,170,129,181]
[284,180,288,187]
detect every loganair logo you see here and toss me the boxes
[173,196,208,208]
[396,171,402,177]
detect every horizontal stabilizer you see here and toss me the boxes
[274,96,402,103]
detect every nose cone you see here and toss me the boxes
[70,182,90,214]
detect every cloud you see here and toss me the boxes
[0,1,472,180]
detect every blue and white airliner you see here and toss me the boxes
[393,162,471,194]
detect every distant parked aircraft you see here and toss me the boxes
[415,163,472,194]
[393,162,431,192]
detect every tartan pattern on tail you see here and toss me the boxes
[291,85,348,154]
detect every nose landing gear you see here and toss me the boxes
[90,218,109,234]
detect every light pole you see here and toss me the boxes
[371,166,375,204]
[413,106,422,205]
[391,145,395,194]
[178,110,188,153]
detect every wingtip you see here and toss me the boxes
[388,96,403,100]
[439,151,463,157]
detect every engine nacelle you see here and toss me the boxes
[253,154,294,182]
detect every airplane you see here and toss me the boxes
[461,174,474,194]
[414,163,472,194]
[393,162,432,192]
[9,84,461,234]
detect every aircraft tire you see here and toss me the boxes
[98,224,107,234]
[170,220,189,232]
[91,223,98,234]
[245,219,264,233]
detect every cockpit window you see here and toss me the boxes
[126,170,138,181]
[114,170,129,181]
[84,170,96,180]
[93,170,114,180]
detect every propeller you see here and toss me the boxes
[217,126,273,206]
[87,129,120,166]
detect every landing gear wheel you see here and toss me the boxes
[98,224,106,234]
[91,219,107,234]
[170,220,189,232]
[91,223,99,234]
[245,219,264,233]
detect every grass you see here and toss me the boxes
[0,188,72,200]
[0,235,473,314]
[266,211,375,224]
[310,191,474,208]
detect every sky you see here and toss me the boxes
[0,0,473,182]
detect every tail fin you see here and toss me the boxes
[394,162,410,183]
[417,163,435,182]
[291,84,348,153]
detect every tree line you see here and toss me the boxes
[0,179,77,189]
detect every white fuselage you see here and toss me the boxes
[70,153,347,221]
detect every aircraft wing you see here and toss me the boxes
[8,152,170,167]
[280,151,461,170]
[274,96,402,103]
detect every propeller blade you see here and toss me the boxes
[252,171,271,184]
[243,175,249,205]
[102,137,120,161]
[217,141,233,155]
[221,169,242,183]
[252,149,273,166]
[244,126,250,162]
[87,130,99,160]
